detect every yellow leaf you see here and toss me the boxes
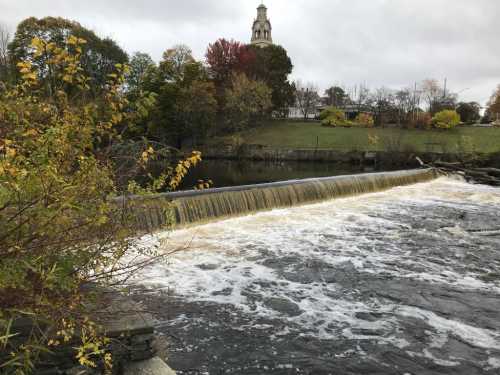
[23,129,38,137]
[6,148,17,157]
[67,35,78,45]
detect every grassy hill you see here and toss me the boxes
[232,121,500,154]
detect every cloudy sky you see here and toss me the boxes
[1,0,498,106]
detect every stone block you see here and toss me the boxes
[130,333,155,345]
[130,348,155,362]
[123,357,176,375]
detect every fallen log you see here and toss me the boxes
[474,167,500,177]
[418,157,500,187]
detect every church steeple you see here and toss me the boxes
[251,3,273,47]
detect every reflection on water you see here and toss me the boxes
[135,178,500,374]
[179,159,374,190]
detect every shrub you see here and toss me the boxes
[320,106,352,127]
[354,113,375,128]
[432,110,461,129]
[409,112,432,130]
[0,36,200,373]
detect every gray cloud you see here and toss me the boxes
[1,0,498,106]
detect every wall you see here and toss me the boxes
[196,144,492,168]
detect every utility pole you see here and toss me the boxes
[413,82,418,122]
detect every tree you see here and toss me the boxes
[371,87,395,126]
[8,17,128,96]
[420,79,457,115]
[352,84,372,110]
[456,102,481,124]
[486,85,500,123]
[175,80,217,145]
[394,89,413,126]
[126,52,156,94]
[0,24,10,84]
[247,44,294,116]
[421,79,442,114]
[129,45,218,147]
[0,34,201,373]
[432,110,460,129]
[324,86,347,107]
[160,44,197,83]
[224,73,272,132]
[206,39,255,92]
[294,81,320,120]
[409,112,432,129]
[160,46,217,146]
[434,93,458,114]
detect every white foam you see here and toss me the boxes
[396,306,500,350]
[132,177,500,367]
[407,349,461,367]
[487,357,500,369]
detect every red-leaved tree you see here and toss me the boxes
[205,38,255,87]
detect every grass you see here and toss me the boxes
[230,121,500,154]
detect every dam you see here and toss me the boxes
[130,169,437,229]
[131,171,500,374]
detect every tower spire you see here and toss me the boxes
[251,2,273,47]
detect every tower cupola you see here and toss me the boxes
[251,3,273,47]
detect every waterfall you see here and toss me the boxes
[126,169,437,230]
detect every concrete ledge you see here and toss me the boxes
[124,357,176,375]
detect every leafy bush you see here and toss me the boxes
[354,113,375,128]
[409,112,432,130]
[0,36,200,373]
[432,110,461,129]
[320,106,352,127]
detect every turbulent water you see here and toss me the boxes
[168,169,435,226]
[133,177,500,374]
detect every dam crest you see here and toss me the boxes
[128,169,437,229]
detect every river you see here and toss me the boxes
[133,177,500,374]
[179,159,377,190]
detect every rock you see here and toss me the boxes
[264,297,302,317]
[130,333,155,345]
[211,287,233,296]
[130,349,156,362]
[196,263,219,270]
[355,312,384,322]
[123,357,176,375]
[350,328,386,336]
[103,302,154,338]
[65,367,98,375]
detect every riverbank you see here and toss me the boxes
[196,143,500,169]
[194,120,500,169]
[222,121,500,154]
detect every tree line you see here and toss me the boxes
[0,18,295,149]
[2,18,500,141]
[294,79,499,128]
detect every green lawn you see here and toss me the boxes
[233,121,500,154]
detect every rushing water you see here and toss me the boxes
[168,169,436,226]
[133,177,500,374]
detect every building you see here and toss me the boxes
[251,3,273,47]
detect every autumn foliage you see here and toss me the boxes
[205,38,255,84]
[0,35,201,373]
[432,110,461,129]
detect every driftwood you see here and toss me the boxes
[417,157,500,187]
